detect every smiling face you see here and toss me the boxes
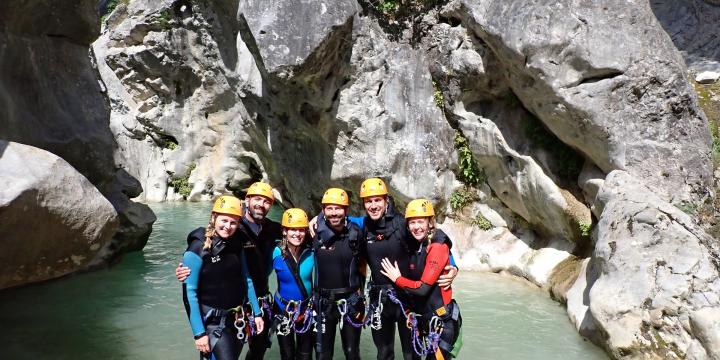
[214,214,241,238]
[245,195,272,222]
[323,204,347,230]
[363,195,387,221]
[407,217,431,241]
[284,228,307,247]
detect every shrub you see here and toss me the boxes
[470,214,493,230]
[578,221,591,237]
[433,80,444,111]
[168,162,196,198]
[454,131,484,186]
[449,187,476,211]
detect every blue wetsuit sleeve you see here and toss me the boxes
[182,251,205,337]
[348,216,364,228]
[449,253,457,267]
[241,250,262,316]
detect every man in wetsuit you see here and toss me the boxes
[177,182,281,360]
[359,178,458,360]
[313,188,367,360]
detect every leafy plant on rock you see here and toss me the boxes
[449,187,476,211]
[168,162,196,199]
[454,131,484,187]
[470,214,493,230]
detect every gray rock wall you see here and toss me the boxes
[0,0,155,286]
[650,0,720,73]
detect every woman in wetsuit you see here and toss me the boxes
[313,188,366,360]
[272,208,315,360]
[182,195,265,359]
[380,199,462,360]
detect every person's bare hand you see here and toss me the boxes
[308,216,319,238]
[176,262,191,282]
[437,265,458,290]
[195,335,210,353]
[379,258,401,282]
[254,316,265,334]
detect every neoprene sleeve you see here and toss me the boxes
[241,251,262,315]
[182,251,205,336]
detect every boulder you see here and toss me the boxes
[0,141,119,289]
[588,170,720,358]
[696,71,720,85]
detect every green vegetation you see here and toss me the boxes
[522,117,583,180]
[578,221,591,237]
[157,9,173,30]
[454,131,485,186]
[373,0,446,17]
[168,162,196,198]
[692,80,720,165]
[377,0,399,15]
[433,80,444,111]
[449,187,476,211]
[470,214,493,230]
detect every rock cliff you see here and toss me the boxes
[0,0,155,288]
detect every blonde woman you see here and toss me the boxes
[182,196,264,359]
[380,199,462,360]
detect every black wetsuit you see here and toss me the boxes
[182,228,260,360]
[235,213,282,360]
[313,213,365,360]
[403,230,461,359]
[363,199,419,360]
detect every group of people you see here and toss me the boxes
[178,178,463,360]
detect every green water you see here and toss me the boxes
[0,203,607,359]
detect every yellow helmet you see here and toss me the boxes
[321,188,349,206]
[360,178,388,198]
[246,182,274,202]
[281,208,309,228]
[405,199,435,218]
[212,195,243,217]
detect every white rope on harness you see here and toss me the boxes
[370,289,384,330]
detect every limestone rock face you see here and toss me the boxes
[330,18,456,206]
[97,1,457,210]
[0,141,119,290]
[588,170,720,359]
[238,0,360,77]
[650,0,720,73]
[95,0,267,202]
[0,0,115,189]
[454,0,714,205]
[0,0,155,284]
